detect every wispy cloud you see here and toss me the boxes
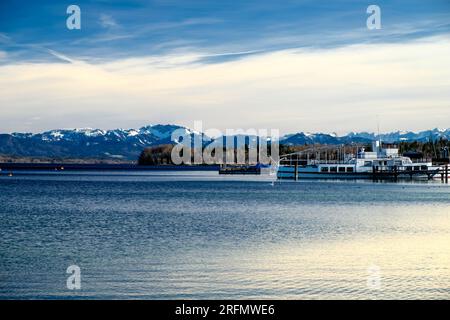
[195,50,264,64]
[46,49,76,64]
[0,33,11,43]
[0,34,78,64]
[136,17,223,32]
[99,14,119,29]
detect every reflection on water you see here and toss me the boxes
[0,171,449,299]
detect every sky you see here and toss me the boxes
[0,0,449,135]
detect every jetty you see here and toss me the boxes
[371,164,448,182]
[218,164,261,175]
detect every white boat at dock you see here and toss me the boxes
[277,141,448,181]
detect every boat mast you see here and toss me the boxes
[377,115,382,155]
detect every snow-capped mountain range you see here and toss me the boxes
[280,129,450,146]
[1,125,449,160]
[0,125,201,160]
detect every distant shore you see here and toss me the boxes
[0,162,219,171]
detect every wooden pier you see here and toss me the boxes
[218,164,261,175]
[371,164,448,182]
[441,164,449,183]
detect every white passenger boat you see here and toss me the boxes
[277,141,444,180]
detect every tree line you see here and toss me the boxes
[138,139,450,165]
[399,138,450,159]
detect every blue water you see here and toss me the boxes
[0,171,449,299]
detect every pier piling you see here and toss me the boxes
[294,162,298,181]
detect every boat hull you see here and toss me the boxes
[277,169,371,179]
[277,166,438,180]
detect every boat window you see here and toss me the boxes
[338,167,345,172]
[321,167,328,172]
[346,167,354,172]
[414,166,420,171]
[330,167,337,172]
[421,165,428,171]
[364,161,372,166]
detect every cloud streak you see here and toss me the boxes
[46,49,76,64]
[99,14,119,29]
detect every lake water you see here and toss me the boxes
[0,171,449,299]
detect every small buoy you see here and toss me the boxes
[8,173,13,177]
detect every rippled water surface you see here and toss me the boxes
[0,171,449,299]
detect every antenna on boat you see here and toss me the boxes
[376,115,382,153]
[377,115,381,142]
[376,116,379,136]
